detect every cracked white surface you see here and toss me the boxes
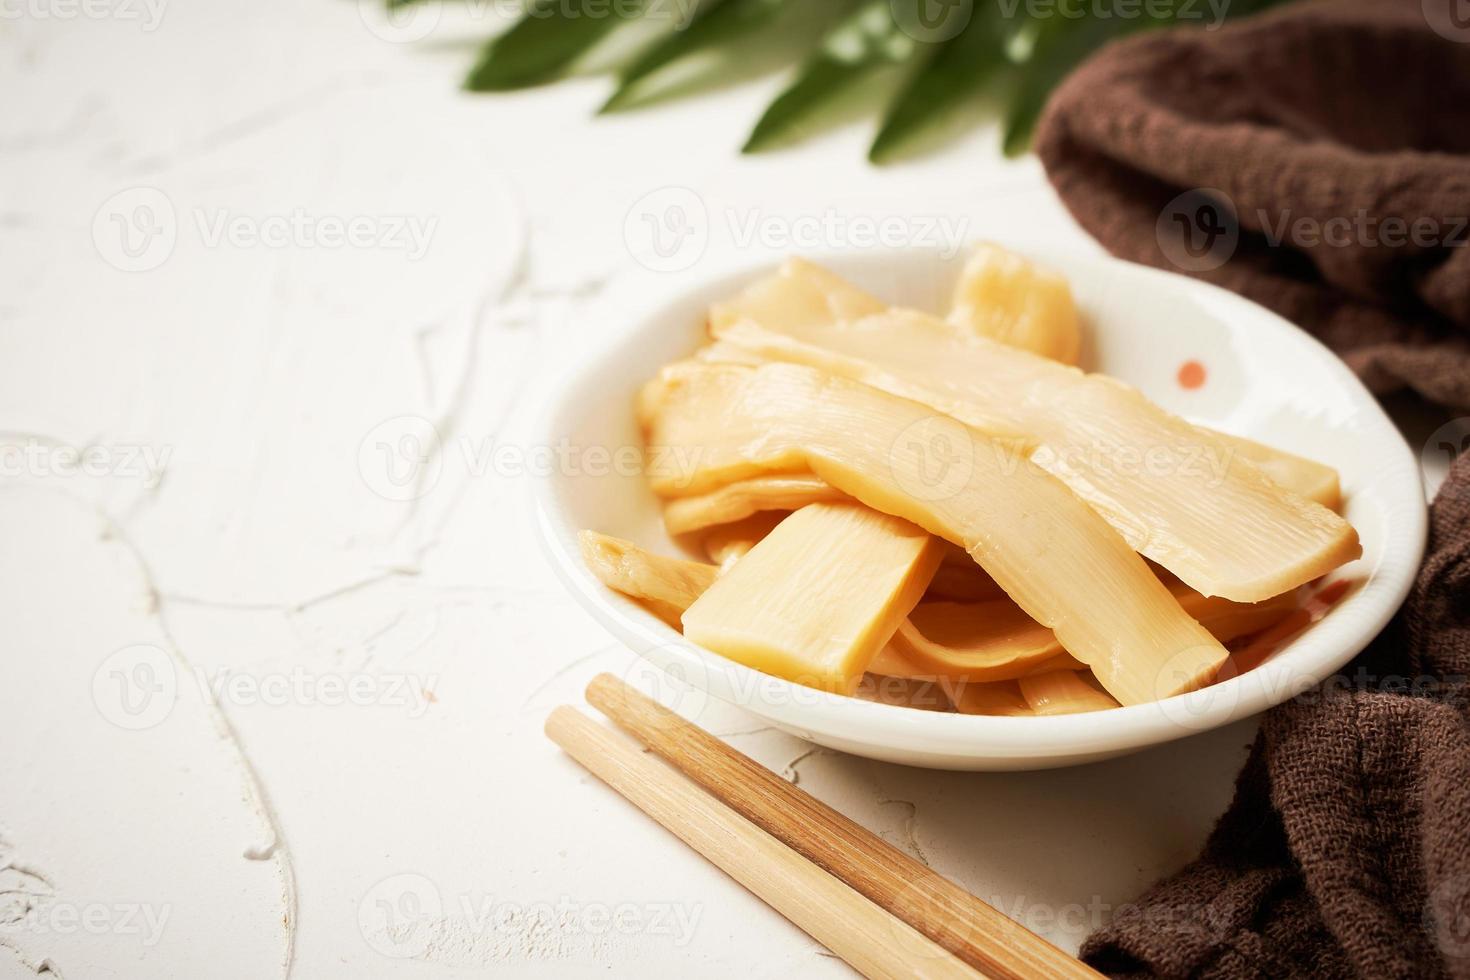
[5,1,1450,977]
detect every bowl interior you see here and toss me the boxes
[535,244,1424,770]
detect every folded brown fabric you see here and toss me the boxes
[1079,459,1470,979]
[1036,0,1470,410]
[1033,2,1470,977]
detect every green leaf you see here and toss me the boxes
[998,12,1130,156]
[599,0,793,113]
[998,0,1297,156]
[742,0,917,153]
[868,11,1008,164]
[465,0,647,92]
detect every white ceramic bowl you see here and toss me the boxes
[533,244,1425,770]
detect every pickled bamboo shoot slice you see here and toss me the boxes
[578,530,718,628]
[703,512,787,567]
[892,600,1083,682]
[867,642,932,680]
[928,542,1005,602]
[855,673,953,711]
[576,539,951,702]
[1206,429,1342,510]
[947,243,1082,364]
[927,564,1005,603]
[711,258,1344,511]
[645,362,1231,705]
[664,473,845,536]
[1187,586,1306,644]
[1019,671,1119,715]
[707,257,887,339]
[695,341,769,367]
[952,680,1031,717]
[711,269,1359,601]
[868,636,1079,684]
[681,503,942,694]
[896,585,1301,683]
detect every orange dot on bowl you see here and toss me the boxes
[1177,360,1207,390]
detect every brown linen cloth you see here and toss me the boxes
[1031,2,1470,977]
[1035,0,1470,410]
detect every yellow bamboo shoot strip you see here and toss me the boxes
[855,673,954,712]
[947,243,1082,365]
[577,526,1274,697]
[1205,429,1342,511]
[896,585,1302,683]
[710,260,1360,602]
[672,480,1003,599]
[703,511,787,567]
[575,533,947,699]
[929,542,1005,602]
[695,340,769,366]
[1019,671,1120,715]
[952,680,1032,717]
[708,255,887,335]
[690,349,1344,519]
[644,363,1230,705]
[894,601,1087,682]
[673,479,1004,596]
[579,530,718,628]
[927,564,1005,603]
[866,643,939,681]
[698,262,1341,508]
[664,473,845,536]
[578,526,920,677]
[866,640,1078,686]
[574,533,946,696]
[682,503,943,694]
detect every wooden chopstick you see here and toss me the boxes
[546,705,983,979]
[584,673,1103,980]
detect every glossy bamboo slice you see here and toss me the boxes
[642,362,1230,705]
[947,243,1081,364]
[1018,671,1119,715]
[710,260,1360,602]
[579,530,717,628]
[682,502,943,694]
[894,584,1302,683]
[664,473,845,536]
[703,511,788,567]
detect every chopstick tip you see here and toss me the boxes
[585,671,624,703]
[544,704,585,745]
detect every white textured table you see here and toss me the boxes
[0,3,1451,977]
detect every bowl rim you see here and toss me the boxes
[530,242,1427,762]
